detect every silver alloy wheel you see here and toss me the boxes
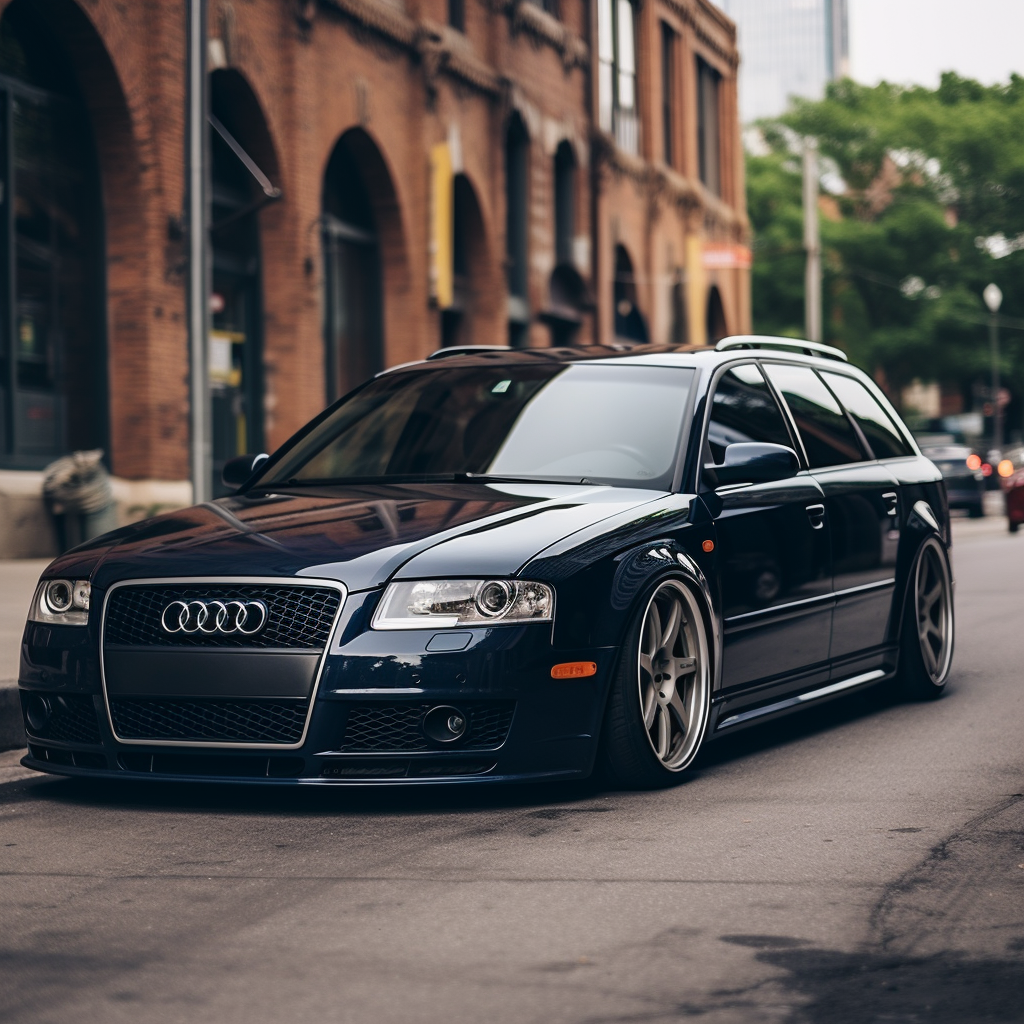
[914,539,953,685]
[636,580,710,771]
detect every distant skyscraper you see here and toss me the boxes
[716,0,849,122]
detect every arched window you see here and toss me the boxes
[505,113,530,347]
[613,245,648,343]
[322,133,385,402]
[442,173,489,349]
[0,2,104,465]
[209,70,279,491]
[706,285,728,344]
[554,141,575,267]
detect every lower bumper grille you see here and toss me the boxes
[109,698,308,744]
[339,701,515,752]
[21,693,102,744]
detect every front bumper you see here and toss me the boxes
[18,596,616,785]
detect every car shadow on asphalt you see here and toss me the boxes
[706,935,1024,1024]
[8,681,934,818]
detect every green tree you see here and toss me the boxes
[748,73,1024,425]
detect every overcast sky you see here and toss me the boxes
[849,0,1024,88]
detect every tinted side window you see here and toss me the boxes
[707,364,793,463]
[821,372,913,460]
[763,363,865,469]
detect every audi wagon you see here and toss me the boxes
[18,337,954,788]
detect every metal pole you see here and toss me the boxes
[803,138,822,343]
[991,311,1003,452]
[187,0,210,503]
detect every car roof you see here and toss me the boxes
[385,338,866,377]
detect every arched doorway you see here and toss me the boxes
[505,113,530,348]
[613,244,648,342]
[209,70,280,490]
[706,285,728,344]
[322,130,404,401]
[543,141,583,347]
[0,2,104,465]
[442,173,490,349]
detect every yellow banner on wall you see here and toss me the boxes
[430,142,453,310]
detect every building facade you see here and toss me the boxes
[0,0,748,554]
[716,0,848,122]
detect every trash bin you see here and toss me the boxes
[42,450,118,552]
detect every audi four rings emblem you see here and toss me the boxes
[160,599,269,635]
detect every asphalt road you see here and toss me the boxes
[2,518,1022,1024]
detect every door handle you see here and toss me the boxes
[883,491,898,516]
[805,503,825,529]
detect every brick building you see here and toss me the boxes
[0,0,748,554]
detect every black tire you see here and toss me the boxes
[1009,520,1019,534]
[897,537,954,701]
[968,504,984,519]
[598,577,712,789]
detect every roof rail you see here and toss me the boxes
[715,335,848,363]
[427,345,512,361]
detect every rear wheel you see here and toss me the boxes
[599,578,711,788]
[1009,520,1019,534]
[898,537,954,700]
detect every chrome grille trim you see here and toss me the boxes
[99,576,347,750]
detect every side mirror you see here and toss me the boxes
[705,443,799,487]
[221,453,269,489]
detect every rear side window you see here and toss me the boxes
[707,364,793,463]
[821,372,913,460]
[763,363,865,469]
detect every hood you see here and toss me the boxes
[56,482,667,592]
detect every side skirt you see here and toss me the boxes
[711,668,888,735]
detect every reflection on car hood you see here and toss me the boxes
[54,482,669,591]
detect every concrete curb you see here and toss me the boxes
[0,681,25,752]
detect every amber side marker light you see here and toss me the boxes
[551,662,598,679]
[702,539,715,553]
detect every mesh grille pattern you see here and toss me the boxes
[22,693,101,744]
[109,698,309,744]
[104,585,341,649]
[339,701,515,752]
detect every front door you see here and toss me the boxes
[704,364,833,691]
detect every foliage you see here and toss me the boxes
[748,73,1024,414]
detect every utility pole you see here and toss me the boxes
[187,0,211,503]
[984,282,1004,452]
[803,138,822,343]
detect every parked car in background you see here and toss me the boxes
[999,445,1024,533]
[915,435,985,518]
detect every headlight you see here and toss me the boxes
[29,579,91,626]
[372,579,554,629]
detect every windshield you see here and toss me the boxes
[253,363,694,490]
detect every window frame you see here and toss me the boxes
[759,360,873,471]
[818,369,919,461]
[597,0,639,154]
[691,359,806,493]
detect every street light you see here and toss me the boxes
[984,283,1003,453]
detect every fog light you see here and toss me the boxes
[423,705,468,744]
[24,694,51,733]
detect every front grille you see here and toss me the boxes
[339,701,515,752]
[109,698,309,744]
[104,584,341,649]
[21,693,102,744]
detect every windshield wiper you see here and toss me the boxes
[254,473,597,489]
[455,473,597,485]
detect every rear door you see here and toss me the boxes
[704,364,833,691]
[762,363,900,667]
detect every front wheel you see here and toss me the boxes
[599,578,712,788]
[897,537,954,700]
